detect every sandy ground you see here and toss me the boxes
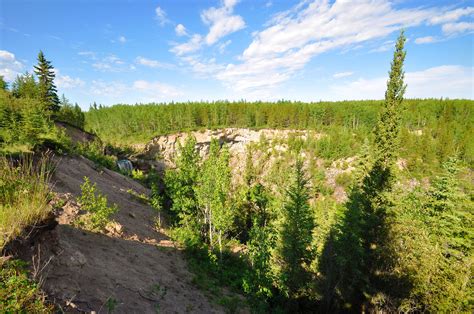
[17,155,226,313]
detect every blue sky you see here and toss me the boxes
[1,0,473,109]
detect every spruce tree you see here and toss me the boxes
[359,30,407,305]
[276,159,314,298]
[34,51,60,112]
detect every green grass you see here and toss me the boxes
[0,154,53,250]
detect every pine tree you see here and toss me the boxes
[34,51,59,112]
[276,159,314,298]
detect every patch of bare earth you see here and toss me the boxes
[16,155,228,313]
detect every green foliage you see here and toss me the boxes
[0,259,53,313]
[11,72,39,99]
[274,160,314,298]
[334,172,354,188]
[0,155,52,249]
[76,177,118,232]
[0,76,7,90]
[0,88,59,153]
[34,51,59,112]
[243,222,276,302]
[75,140,117,170]
[164,136,200,226]
[56,94,85,129]
[195,139,233,254]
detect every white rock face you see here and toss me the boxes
[143,128,322,166]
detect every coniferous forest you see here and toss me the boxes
[1,32,473,313]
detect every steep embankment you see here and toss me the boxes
[16,155,225,313]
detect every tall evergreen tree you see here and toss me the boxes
[358,29,407,305]
[34,51,59,112]
[275,159,314,298]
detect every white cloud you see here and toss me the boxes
[370,40,395,53]
[91,54,133,72]
[429,7,474,25]
[0,50,24,81]
[175,24,187,36]
[90,80,128,97]
[133,80,182,99]
[155,6,169,26]
[218,40,232,54]
[201,0,245,45]
[170,34,203,56]
[89,79,182,104]
[181,55,225,77]
[217,0,438,93]
[54,69,85,89]
[442,22,474,35]
[333,71,353,79]
[118,36,127,43]
[135,56,173,69]
[414,36,438,44]
[78,51,97,59]
[329,65,473,100]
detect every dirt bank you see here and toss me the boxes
[15,155,227,313]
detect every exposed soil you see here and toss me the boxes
[15,155,227,313]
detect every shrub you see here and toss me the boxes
[75,177,117,232]
[75,141,117,170]
[335,172,354,188]
[0,259,53,312]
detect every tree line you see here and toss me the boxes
[0,51,85,153]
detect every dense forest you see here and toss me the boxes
[1,33,473,312]
[150,33,473,312]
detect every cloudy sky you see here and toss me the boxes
[1,0,473,109]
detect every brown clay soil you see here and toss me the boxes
[16,155,229,313]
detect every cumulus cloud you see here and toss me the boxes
[333,71,353,79]
[175,24,187,36]
[329,65,473,100]
[118,36,127,43]
[0,50,24,81]
[54,69,85,89]
[170,34,203,56]
[201,0,245,45]
[155,6,169,26]
[414,36,438,44]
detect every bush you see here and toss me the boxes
[75,141,117,170]
[0,259,53,312]
[335,172,354,188]
[75,177,118,232]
